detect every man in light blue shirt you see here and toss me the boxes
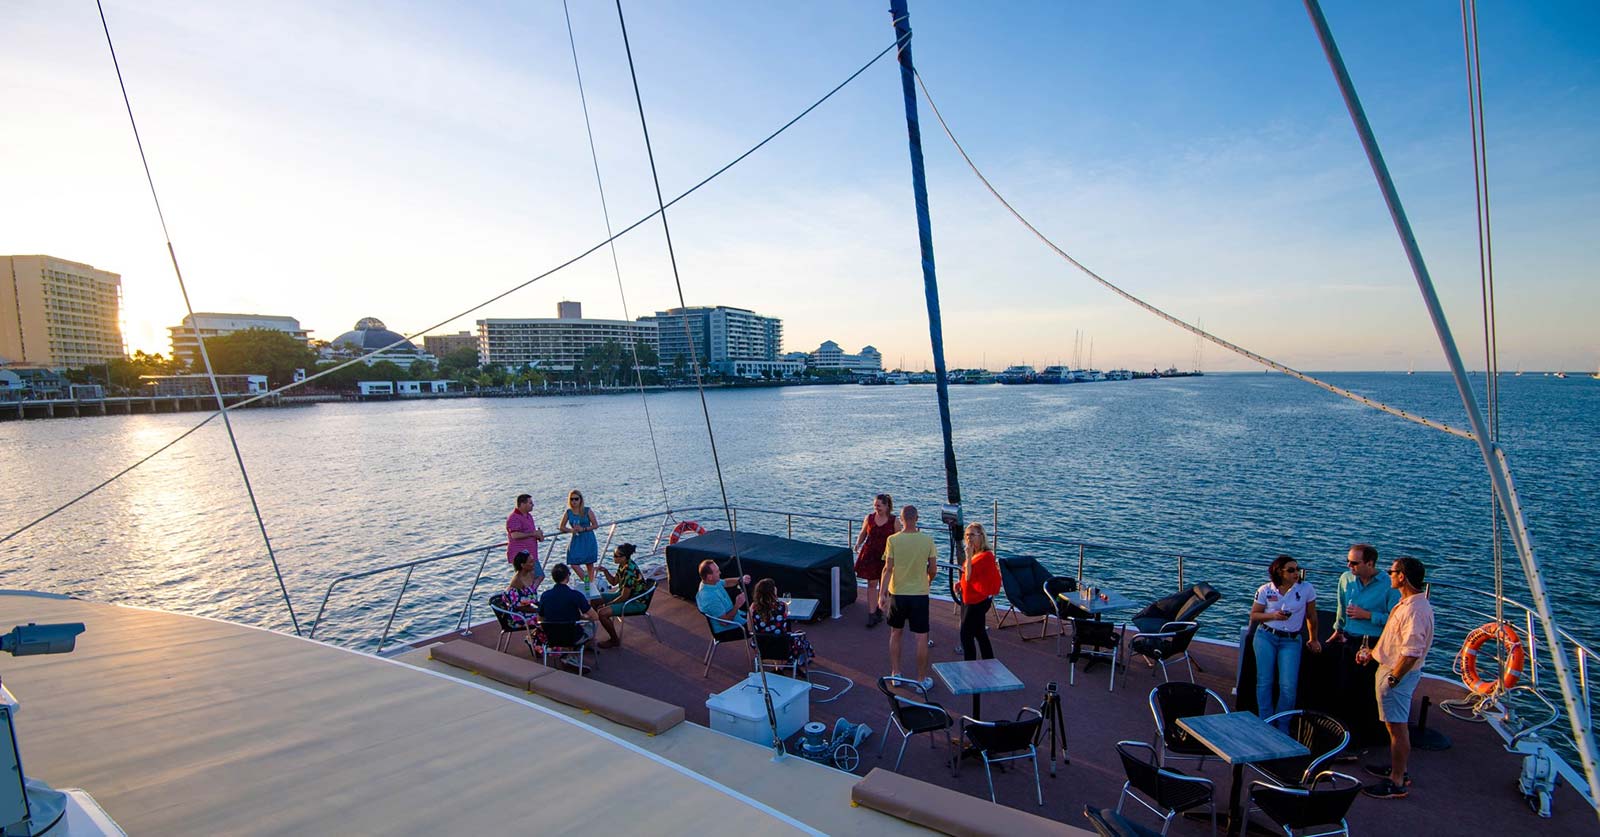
[696,559,750,630]
[1330,544,1401,752]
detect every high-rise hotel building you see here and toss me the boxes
[478,301,657,371]
[641,306,783,374]
[1,255,124,368]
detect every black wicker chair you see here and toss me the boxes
[702,614,747,678]
[876,675,955,771]
[1148,682,1230,768]
[1248,771,1362,837]
[1129,621,1201,684]
[487,593,537,653]
[537,619,594,674]
[959,708,1045,806]
[1115,740,1216,836]
[1066,607,1124,691]
[1250,710,1349,787]
[1083,805,1163,837]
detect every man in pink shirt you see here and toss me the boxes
[506,494,545,579]
[1363,556,1434,800]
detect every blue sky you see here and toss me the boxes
[2,1,1595,371]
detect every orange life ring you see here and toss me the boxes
[1460,621,1526,695]
[669,520,707,545]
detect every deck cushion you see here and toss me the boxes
[429,640,555,689]
[527,669,685,734]
[852,768,1090,837]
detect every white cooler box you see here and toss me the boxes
[705,674,810,745]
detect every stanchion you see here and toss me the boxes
[1410,695,1453,750]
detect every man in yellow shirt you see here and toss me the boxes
[879,505,938,690]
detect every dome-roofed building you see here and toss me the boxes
[323,317,434,365]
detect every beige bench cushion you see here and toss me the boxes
[429,640,555,689]
[527,668,685,735]
[851,768,1090,837]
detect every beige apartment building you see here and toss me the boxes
[1,255,124,369]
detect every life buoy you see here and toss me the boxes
[669,520,707,545]
[1460,621,1526,695]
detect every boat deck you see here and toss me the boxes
[435,583,1600,835]
[0,592,913,835]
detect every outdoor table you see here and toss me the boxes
[1058,588,1136,616]
[570,579,612,602]
[1059,589,1136,679]
[932,658,1024,720]
[781,597,819,622]
[1177,711,1310,837]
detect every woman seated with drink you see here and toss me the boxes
[747,578,815,668]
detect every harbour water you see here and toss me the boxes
[2,372,1596,666]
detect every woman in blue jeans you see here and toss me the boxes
[1250,555,1322,719]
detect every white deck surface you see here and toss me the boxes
[0,593,823,835]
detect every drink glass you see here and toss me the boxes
[1355,636,1372,665]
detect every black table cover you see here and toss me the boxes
[665,529,857,617]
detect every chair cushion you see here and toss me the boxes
[429,639,556,689]
[852,768,1091,836]
[528,669,686,734]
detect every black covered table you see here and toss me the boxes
[665,530,856,617]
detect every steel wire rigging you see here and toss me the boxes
[560,0,672,516]
[909,69,1479,443]
[94,0,301,635]
[2,29,908,549]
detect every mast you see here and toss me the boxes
[1306,0,1600,815]
[888,0,963,546]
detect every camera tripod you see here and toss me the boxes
[1041,680,1069,776]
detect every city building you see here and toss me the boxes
[421,331,479,362]
[640,305,783,376]
[356,380,458,397]
[807,341,882,374]
[324,317,434,366]
[167,312,310,369]
[140,374,268,396]
[477,302,657,371]
[1,255,124,369]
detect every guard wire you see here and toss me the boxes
[910,69,1478,443]
[561,0,672,515]
[94,0,301,635]
[2,29,907,548]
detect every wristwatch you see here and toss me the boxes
[1386,673,1399,687]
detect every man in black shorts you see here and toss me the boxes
[879,505,939,690]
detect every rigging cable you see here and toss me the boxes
[94,1,301,635]
[611,0,779,759]
[1460,0,1505,632]
[561,0,673,515]
[2,29,907,548]
[909,70,1478,442]
[1304,0,1600,814]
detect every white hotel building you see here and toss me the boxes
[478,302,657,371]
[168,312,310,369]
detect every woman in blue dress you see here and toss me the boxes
[560,489,601,582]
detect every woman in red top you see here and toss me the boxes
[853,493,897,628]
[958,522,1002,661]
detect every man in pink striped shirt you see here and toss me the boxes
[506,493,545,576]
[1363,556,1434,800]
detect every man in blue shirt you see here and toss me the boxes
[1330,544,1400,751]
[696,559,750,629]
[539,563,620,649]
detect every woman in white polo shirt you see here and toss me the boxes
[1250,555,1322,718]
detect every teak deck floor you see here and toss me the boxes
[439,584,1600,835]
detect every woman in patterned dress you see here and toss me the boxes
[747,578,814,668]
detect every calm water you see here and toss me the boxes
[2,373,1596,665]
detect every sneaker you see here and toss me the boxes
[1363,764,1412,786]
[598,638,620,649]
[1362,779,1408,800]
[920,676,935,692]
[867,610,883,628]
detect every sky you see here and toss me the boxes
[2,1,1595,372]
